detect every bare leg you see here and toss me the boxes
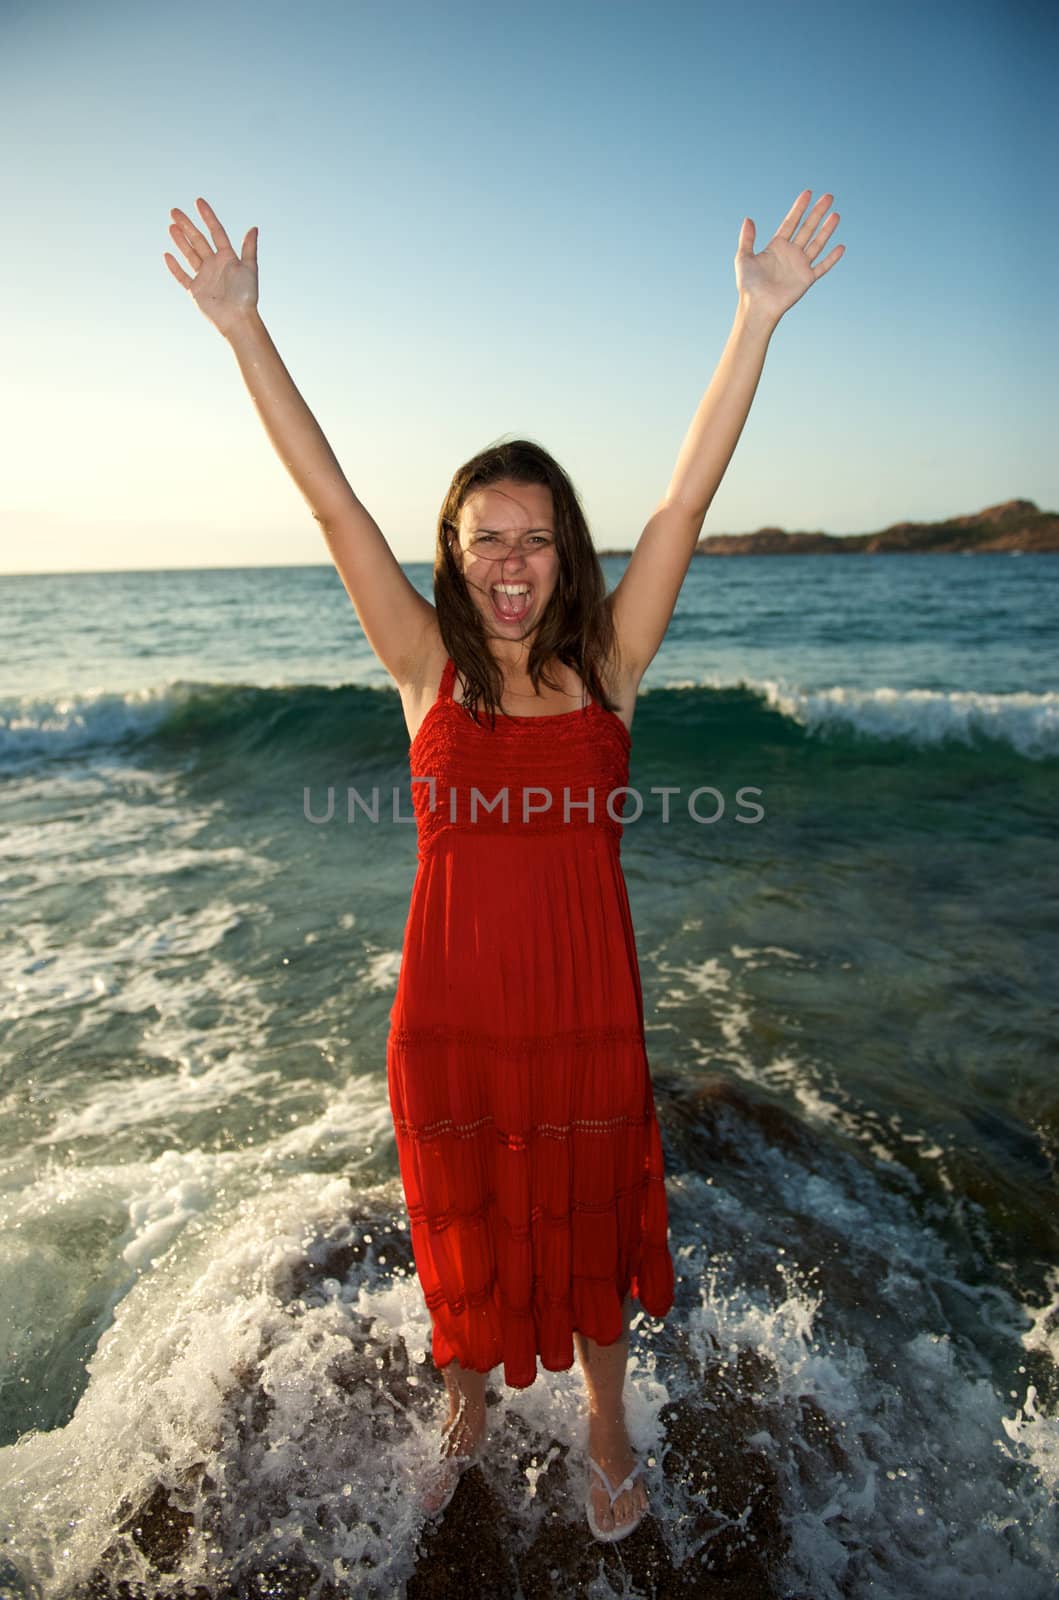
[573,1292,648,1532]
[440,1356,489,1456]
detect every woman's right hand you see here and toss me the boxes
[164,197,258,339]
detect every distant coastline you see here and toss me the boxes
[597,499,1059,556]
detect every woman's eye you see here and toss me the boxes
[474,534,549,547]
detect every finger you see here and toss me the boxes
[163,252,193,289]
[736,217,756,256]
[813,242,846,278]
[792,193,833,249]
[168,221,202,269]
[195,196,234,254]
[242,225,258,264]
[775,188,813,241]
[805,211,840,261]
[169,205,215,259]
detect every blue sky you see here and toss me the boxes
[0,0,1055,573]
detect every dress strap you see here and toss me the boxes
[440,656,457,703]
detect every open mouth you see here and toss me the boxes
[490,583,532,622]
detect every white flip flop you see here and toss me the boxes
[585,1454,648,1542]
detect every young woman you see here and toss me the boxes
[164,190,843,1540]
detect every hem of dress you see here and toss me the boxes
[428,1269,675,1390]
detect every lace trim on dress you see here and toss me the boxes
[389,1022,645,1054]
[392,1109,651,1144]
[406,1173,663,1236]
[422,1279,641,1318]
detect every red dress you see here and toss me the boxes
[386,655,674,1388]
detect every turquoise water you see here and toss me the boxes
[0,554,1057,1597]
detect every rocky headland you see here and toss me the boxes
[598,498,1059,556]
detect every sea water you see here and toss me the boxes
[0,553,1056,1597]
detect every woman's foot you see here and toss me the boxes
[586,1414,648,1533]
[421,1398,487,1517]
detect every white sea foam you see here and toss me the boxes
[637,673,1059,758]
[0,685,179,766]
[0,730,1053,1596]
[6,679,1058,772]
[0,1133,1055,1598]
[0,1174,481,1599]
[363,948,403,991]
[1002,1269,1059,1502]
[757,681,1059,759]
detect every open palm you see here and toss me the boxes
[735,189,844,322]
[163,197,258,337]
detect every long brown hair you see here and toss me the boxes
[433,437,619,726]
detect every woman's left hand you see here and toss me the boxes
[735,189,844,325]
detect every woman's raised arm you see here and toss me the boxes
[164,197,437,686]
[609,189,844,678]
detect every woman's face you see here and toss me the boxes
[452,478,560,641]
